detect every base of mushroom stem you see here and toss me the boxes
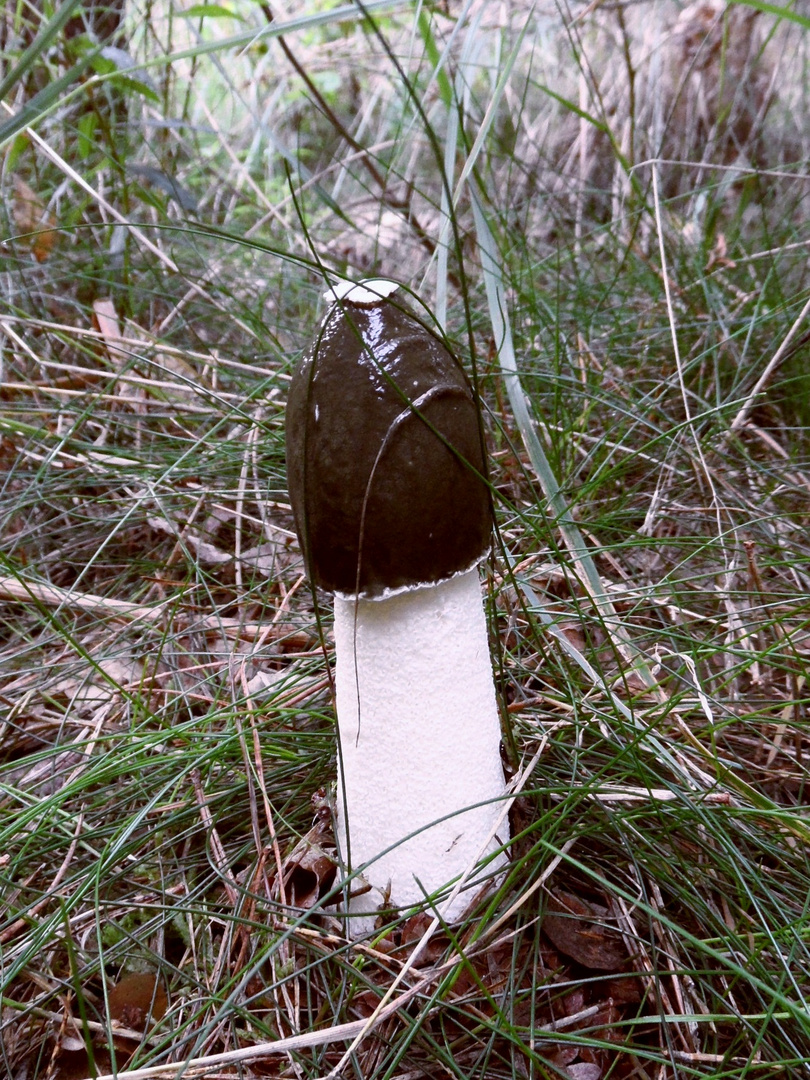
[332,860,507,939]
[332,566,510,936]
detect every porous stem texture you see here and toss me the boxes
[333,566,508,929]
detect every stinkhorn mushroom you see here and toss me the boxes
[286,278,508,927]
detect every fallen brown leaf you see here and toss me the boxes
[543,890,627,971]
[13,176,58,262]
[107,971,167,1030]
[276,820,337,909]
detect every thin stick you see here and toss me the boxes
[0,576,310,646]
[79,965,615,1080]
[0,575,184,622]
[84,985,426,1080]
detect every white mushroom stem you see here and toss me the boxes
[333,565,508,930]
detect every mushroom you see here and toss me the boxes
[286,278,508,928]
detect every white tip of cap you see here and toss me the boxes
[323,278,401,307]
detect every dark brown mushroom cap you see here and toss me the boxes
[285,283,492,598]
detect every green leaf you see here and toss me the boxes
[5,133,29,172]
[77,112,98,159]
[110,73,161,103]
[183,4,245,19]
[89,53,118,76]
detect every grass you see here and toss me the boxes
[1,0,809,1077]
